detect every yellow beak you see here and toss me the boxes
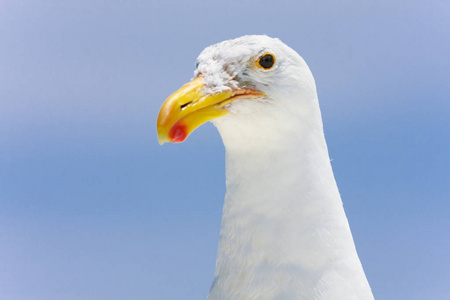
[156,76,264,144]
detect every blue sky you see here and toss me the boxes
[0,0,449,299]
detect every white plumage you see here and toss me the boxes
[161,35,374,300]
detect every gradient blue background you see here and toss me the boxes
[1,0,449,299]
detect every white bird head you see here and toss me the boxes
[157,35,318,145]
[156,35,374,299]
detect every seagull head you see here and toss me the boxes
[157,35,317,145]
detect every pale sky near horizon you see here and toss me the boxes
[1,1,449,299]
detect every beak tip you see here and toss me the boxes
[157,130,169,145]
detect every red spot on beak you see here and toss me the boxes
[168,121,188,143]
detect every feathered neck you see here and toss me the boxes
[208,97,374,299]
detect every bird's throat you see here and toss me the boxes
[208,106,373,299]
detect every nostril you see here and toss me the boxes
[180,101,192,110]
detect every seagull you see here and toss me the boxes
[157,35,374,300]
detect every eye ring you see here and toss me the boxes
[257,53,276,70]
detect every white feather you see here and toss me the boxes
[195,35,374,300]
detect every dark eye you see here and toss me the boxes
[258,53,275,69]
